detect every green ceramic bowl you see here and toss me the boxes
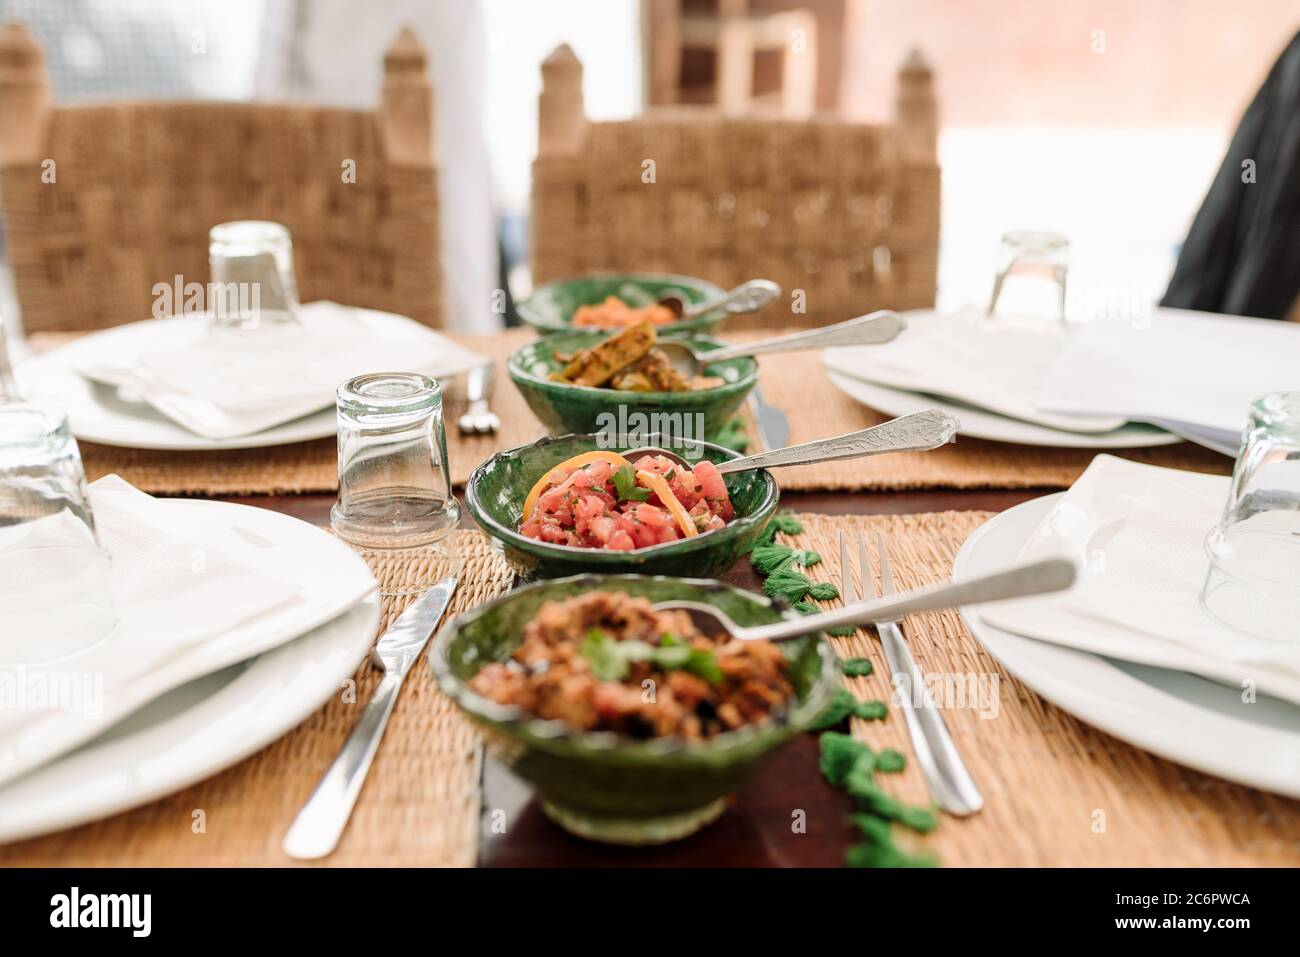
[430,574,838,844]
[517,272,728,337]
[464,432,778,581]
[507,331,758,440]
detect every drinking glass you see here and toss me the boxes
[0,302,19,401]
[0,402,116,663]
[1201,392,1300,641]
[331,373,461,595]
[208,220,302,331]
[986,230,1069,321]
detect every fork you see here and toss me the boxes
[840,529,984,816]
[457,362,500,435]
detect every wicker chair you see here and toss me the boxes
[531,45,939,330]
[0,23,443,333]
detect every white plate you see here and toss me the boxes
[0,497,379,790]
[0,598,378,843]
[16,312,474,450]
[955,494,1300,798]
[826,370,1181,449]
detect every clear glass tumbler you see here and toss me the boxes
[986,229,1070,321]
[1201,392,1300,641]
[331,373,461,595]
[0,402,116,663]
[208,220,302,331]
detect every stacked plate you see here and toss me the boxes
[955,456,1300,798]
[821,306,1180,449]
[0,477,381,842]
[17,302,487,450]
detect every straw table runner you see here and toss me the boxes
[780,511,1299,866]
[0,530,513,867]
[29,329,1230,496]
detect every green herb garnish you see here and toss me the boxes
[763,568,812,603]
[809,581,839,601]
[580,628,628,681]
[853,699,889,720]
[712,416,751,453]
[875,748,905,773]
[809,686,858,729]
[612,463,651,503]
[751,543,796,576]
[840,657,873,677]
[580,630,723,684]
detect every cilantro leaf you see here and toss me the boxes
[580,629,628,681]
[612,463,651,502]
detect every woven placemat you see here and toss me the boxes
[30,330,1231,496]
[42,330,548,496]
[759,352,1233,490]
[0,529,513,867]
[782,511,1299,866]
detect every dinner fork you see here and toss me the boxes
[457,362,500,435]
[841,530,984,816]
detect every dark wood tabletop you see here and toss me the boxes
[222,487,1048,867]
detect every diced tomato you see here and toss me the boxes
[692,460,733,520]
[517,454,734,551]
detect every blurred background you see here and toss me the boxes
[0,0,1295,330]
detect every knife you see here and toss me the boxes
[282,574,458,860]
[748,386,790,450]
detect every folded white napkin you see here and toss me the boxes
[77,301,487,439]
[0,476,321,786]
[982,455,1300,704]
[1036,307,1300,451]
[821,307,1126,434]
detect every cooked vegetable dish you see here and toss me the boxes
[468,591,795,739]
[552,321,722,393]
[519,450,734,550]
[572,295,678,329]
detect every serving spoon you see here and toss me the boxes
[653,556,1076,642]
[658,279,781,322]
[655,309,904,378]
[622,408,959,474]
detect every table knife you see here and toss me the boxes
[282,574,458,860]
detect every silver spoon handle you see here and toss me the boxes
[741,557,1077,642]
[704,311,904,363]
[685,279,780,319]
[715,409,958,474]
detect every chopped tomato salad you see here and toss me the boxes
[519,452,735,550]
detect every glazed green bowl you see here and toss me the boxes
[517,272,728,337]
[464,432,779,581]
[430,574,838,844]
[507,331,758,440]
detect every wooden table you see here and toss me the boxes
[223,486,1046,867]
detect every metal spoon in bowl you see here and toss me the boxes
[653,556,1076,642]
[622,409,959,474]
[658,279,781,322]
[655,309,904,379]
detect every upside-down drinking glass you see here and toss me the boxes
[1201,392,1300,642]
[987,229,1070,321]
[331,373,461,595]
[208,220,302,331]
[0,402,116,663]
